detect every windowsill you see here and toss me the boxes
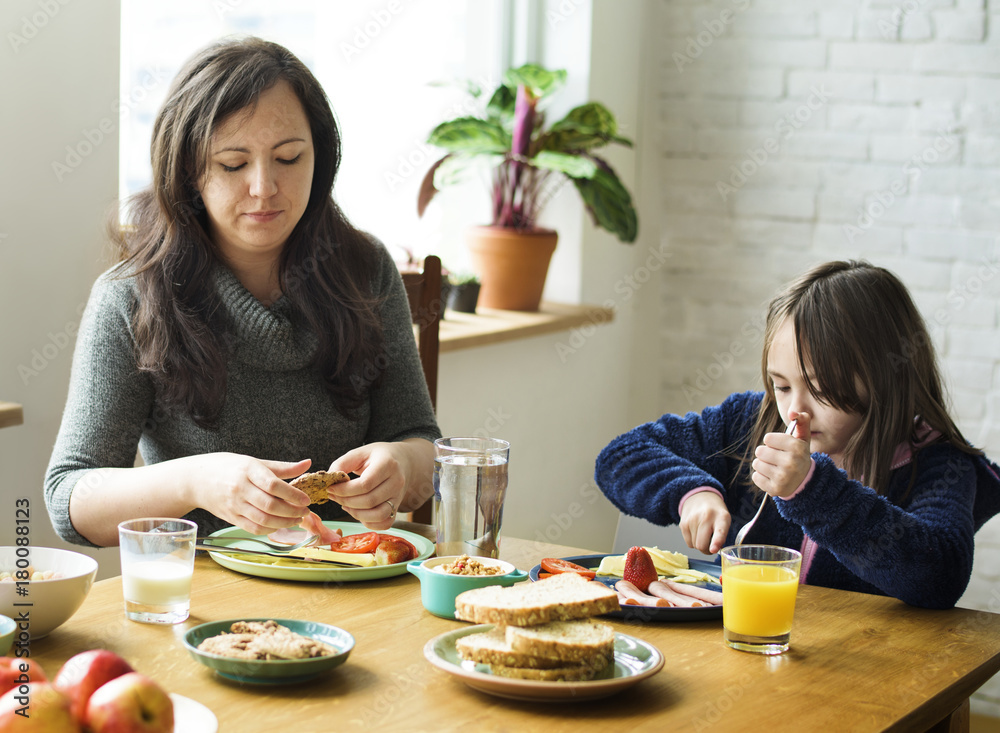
[439,301,614,352]
[0,402,24,429]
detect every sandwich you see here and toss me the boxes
[453,572,620,681]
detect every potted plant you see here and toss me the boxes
[417,64,637,311]
[446,271,481,314]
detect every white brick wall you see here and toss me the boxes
[652,0,1000,716]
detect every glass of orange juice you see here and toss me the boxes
[721,544,802,654]
[118,518,197,624]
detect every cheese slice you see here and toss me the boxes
[287,547,377,567]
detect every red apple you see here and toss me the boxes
[53,649,134,724]
[85,673,173,733]
[0,681,81,732]
[0,657,46,696]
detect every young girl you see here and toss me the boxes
[595,260,1000,609]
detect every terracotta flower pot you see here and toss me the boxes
[466,226,558,312]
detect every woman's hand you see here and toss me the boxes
[751,411,812,498]
[194,454,313,535]
[328,438,434,530]
[679,491,731,555]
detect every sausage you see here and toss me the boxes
[615,580,672,607]
[647,580,708,607]
[662,579,723,606]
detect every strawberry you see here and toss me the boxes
[622,546,658,593]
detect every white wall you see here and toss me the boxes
[651,0,1000,716]
[1,2,122,573]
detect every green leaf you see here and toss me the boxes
[486,85,516,124]
[541,103,629,151]
[428,118,510,154]
[571,165,638,243]
[531,151,598,178]
[503,64,567,98]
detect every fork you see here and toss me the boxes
[734,419,797,546]
[196,534,320,552]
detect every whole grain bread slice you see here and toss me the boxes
[290,470,350,505]
[505,619,615,664]
[454,572,619,626]
[488,661,608,682]
[455,628,568,670]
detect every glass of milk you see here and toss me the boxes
[118,518,197,624]
[433,438,510,559]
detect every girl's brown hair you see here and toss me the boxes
[110,37,384,427]
[741,260,981,497]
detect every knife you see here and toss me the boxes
[195,544,356,567]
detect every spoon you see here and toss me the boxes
[734,419,797,546]
[195,533,320,552]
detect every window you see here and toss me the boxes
[120,0,507,271]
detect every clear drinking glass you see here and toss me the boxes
[721,544,802,655]
[118,518,197,624]
[433,437,510,559]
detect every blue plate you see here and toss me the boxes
[528,554,723,621]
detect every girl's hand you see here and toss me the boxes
[196,454,312,535]
[328,440,433,530]
[751,411,813,498]
[679,491,732,555]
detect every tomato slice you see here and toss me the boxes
[376,533,418,559]
[330,531,379,554]
[540,558,597,579]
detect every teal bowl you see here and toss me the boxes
[0,615,15,656]
[407,556,528,619]
[183,618,354,684]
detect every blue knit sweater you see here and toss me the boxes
[595,391,1000,609]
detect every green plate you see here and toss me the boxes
[205,521,434,582]
[183,618,354,684]
[423,624,664,702]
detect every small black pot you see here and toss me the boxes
[447,282,481,313]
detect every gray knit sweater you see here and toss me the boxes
[44,243,441,546]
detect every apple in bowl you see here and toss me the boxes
[85,672,174,733]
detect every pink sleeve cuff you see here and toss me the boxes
[679,486,724,514]
[780,458,816,500]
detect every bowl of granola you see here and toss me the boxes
[407,555,527,619]
[183,618,355,684]
[0,547,98,639]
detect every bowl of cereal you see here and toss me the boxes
[0,547,98,639]
[407,555,527,619]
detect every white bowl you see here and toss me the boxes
[0,547,98,639]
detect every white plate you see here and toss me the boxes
[171,694,217,733]
[424,625,664,702]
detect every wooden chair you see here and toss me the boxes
[399,255,443,525]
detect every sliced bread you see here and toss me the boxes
[455,628,568,670]
[505,619,615,664]
[488,662,606,682]
[454,572,619,626]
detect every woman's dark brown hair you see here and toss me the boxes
[741,260,981,497]
[110,37,384,427]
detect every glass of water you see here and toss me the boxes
[433,437,510,559]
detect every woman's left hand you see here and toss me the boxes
[751,411,813,498]
[327,439,435,530]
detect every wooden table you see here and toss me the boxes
[29,530,1000,732]
[0,402,23,429]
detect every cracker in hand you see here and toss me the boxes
[290,470,350,505]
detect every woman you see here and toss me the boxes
[44,37,440,547]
